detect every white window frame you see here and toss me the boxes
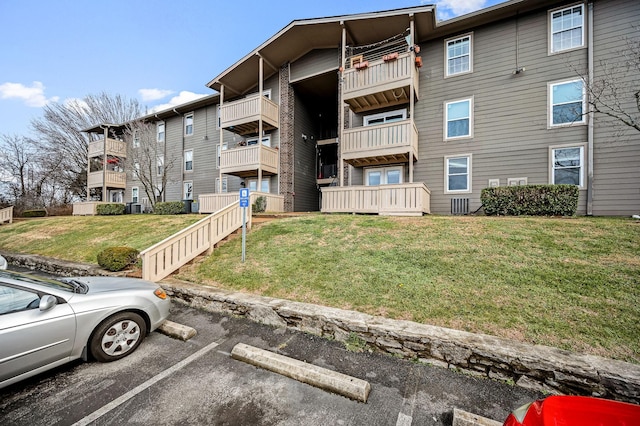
[132,130,140,148]
[445,33,473,77]
[215,177,228,193]
[183,181,193,200]
[549,144,586,188]
[364,109,407,126]
[548,79,586,128]
[184,113,194,136]
[217,142,228,168]
[131,186,139,203]
[157,155,164,176]
[364,166,404,186]
[247,178,269,193]
[133,161,140,180]
[444,97,473,140]
[246,135,271,147]
[444,154,472,194]
[157,122,165,143]
[184,149,193,172]
[549,4,585,54]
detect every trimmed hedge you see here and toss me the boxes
[97,246,140,271]
[481,184,579,216]
[96,203,125,215]
[154,201,184,215]
[22,209,47,218]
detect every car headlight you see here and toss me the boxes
[154,288,168,300]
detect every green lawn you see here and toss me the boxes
[1,213,638,363]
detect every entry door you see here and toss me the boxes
[365,166,403,186]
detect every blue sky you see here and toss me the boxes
[0,0,506,136]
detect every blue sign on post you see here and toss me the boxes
[239,188,250,262]
[239,188,250,208]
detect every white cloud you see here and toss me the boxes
[431,0,490,20]
[0,81,59,107]
[149,91,209,113]
[139,88,174,102]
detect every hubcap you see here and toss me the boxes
[101,320,141,356]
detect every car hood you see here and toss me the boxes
[67,276,159,294]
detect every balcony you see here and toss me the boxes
[220,95,279,136]
[88,138,127,158]
[87,170,127,189]
[220,145,279,178]
[343,52,419,114]
[342,119,418,167]
[321,183,430,216]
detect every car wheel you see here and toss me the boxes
[90,312,147,362]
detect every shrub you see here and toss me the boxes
[22,209,47,218]
[154,201,185,215]
[96,203,125,215]
[97,246,140,271]
[481,184,579,216]
[252,196,267,213]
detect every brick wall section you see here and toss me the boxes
[279,64,295,212]
[161,280,640,404]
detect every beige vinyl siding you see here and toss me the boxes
[186,105,219,198]
[163,114,185,201]
[290,48,340,83]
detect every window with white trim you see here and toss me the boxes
[365,166,403,186]
[132,187,139,203]
[157,122,165,143]
[215,177,228,193]
[445,34,472,77]
[184,149,193,172]
[132,130,140,148]
[445,155,471,193]
[246,135,271,147]
[445,98,473,140]
[157,155,164,176]
[217,142,227,168]
[550,4,584,53]
[551,145,584,187]
[184,113,194,136]
[133,161,140,180]
[183,181,193,200]
[364,109,407,126]
[248,179,269,193]
[549,79,586,126]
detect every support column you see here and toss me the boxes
[102,126,108,201]
[218,85,224,193]
[339,24,346,187]
[409,14,416,184]
[257,56,264,193]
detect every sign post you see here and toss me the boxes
[239,188,250,263]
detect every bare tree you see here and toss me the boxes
[122,120,177,210]
[30,92,142,200]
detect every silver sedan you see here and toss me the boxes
[0,256,170,390]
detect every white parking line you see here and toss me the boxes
[71,339,223,426]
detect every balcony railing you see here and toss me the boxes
[220,145,279,177]
[1,206,13,224]
[342,52,419,113]
[220,95,279,135]
[72,201,124,216]
[342,119,418,167]
[199,192,285,214]
[88,138,127,158]
[87,170,127,189]
[321,183,430,216]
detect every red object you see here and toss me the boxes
[415,56,423,68]
[504,396,640,426]
[383,52,399,62]
[355,61,369,70]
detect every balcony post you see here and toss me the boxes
[101,126,108,201]
[219,85,224,193]
[339,23,347,187]
[258,55,264,192]
[409,16,416,184]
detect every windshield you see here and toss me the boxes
[0,270,84,293]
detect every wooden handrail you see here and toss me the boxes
[0,206,14,224]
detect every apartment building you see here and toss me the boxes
[83,0,640,216]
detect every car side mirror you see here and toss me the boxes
[0,255,7,270]
[39,295,57,311]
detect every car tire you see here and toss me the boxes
[90,312,147,362]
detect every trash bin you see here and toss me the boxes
[182,199,193,214]
[125,202,133,214]
[191,202,199,213]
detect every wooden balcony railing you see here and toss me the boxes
[141,201,250,282]
[321,183,430,216]
[220,96,279,135]
[199,192,285,214]
[1,206,13,224]
[88,138,127,158]
[342,119,418,166]
[87,171,127,189]
[342,52,419,113]
[72,202,125,216]
[220,145,279,177]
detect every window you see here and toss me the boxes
[364,109,407,126]
[445,34,472,77]
[445,155,471,193]
[550,4,584,53]
[132,187,139,203]
[549,79,586,126]
[184,113,194,136]
[157,122,165,143]
[111,191,123,203]
[217,143,227,168]
[215,177,228,193]
[246,135,271,147]
[248,179,269,193]
[365,166,403,186]
[132,130,140,148]
[445,98,473,140]
[551,145,584,187]
[0,284,40,315]
[157,155,164,176]
[183,181,193,200]
[133,162,140,180]
[184,150,193,172]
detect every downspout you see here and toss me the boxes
[587,0,594,215]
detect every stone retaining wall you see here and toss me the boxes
[161,280,640,404]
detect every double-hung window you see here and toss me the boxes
[157,122,165,143]
[248,179,269,193]
[132,130,140,148]
[184,113,194,136]
[550,4,584,53]
[445,98,473,140]
[445,34,472,77]
[183,181,193,200]
[365,166,403,186]
[363,109,407,126]
[157,155,164,176]
[132,187,139,203]
[215,177,228,193]
[184,150,193,172]
[550,145,584,187]
[549,79,586,127]
[445,155,472,193]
